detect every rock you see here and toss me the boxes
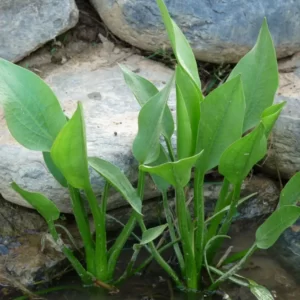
[90,0,300,63]
[0,51,175,213]
[261,68,300,179]
[0,245,8,256]
[272,218,300,282]
[0,0,79,62]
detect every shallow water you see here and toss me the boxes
[4,222,300,300]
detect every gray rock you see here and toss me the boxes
[0,244,9,256]
[262,68,300,179]
[0,0,79,62]
[272,218,300,282]
[0,52,175,213]
[90,0,300,63]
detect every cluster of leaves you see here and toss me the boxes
[1,0,300,299]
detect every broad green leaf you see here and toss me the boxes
[88,157,142,215]
[196,75,245,172]
[261,102,285,137]
[176,65,202,159]
[219,123,267,184]
[133,73,174,164]
[279,172,300,207]
[120,65,174,140]
[149,145,171,192]
[12,182,60,222]
[43,152,67,187]
[0,58,66,151]
[256,205,300,249]
[51,102,90,189]
[227,19,279,132]
[140,151,203,187]
[249,280,274,300]
[140,224,168,245]
[156,0,201,89]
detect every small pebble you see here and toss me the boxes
[0,244,9,255]
[2,237,10,246]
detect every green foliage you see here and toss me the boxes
[0,58,66,151]
[256,206,300,249]
[88,157,142,215]
[219,123,267,184]
[51,103,90,189]
[249,280,275,300]
[227,18,279,132]
[132,74,174,164]
[196,75,245,172]
[140,224,168,245]
[140,151,203,187]
[279,172,300,207]
[11,183,60,223]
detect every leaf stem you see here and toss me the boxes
[68,185,95,274]
[165,137,175,161]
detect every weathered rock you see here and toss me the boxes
[90,0,300,63]
[0,49,175,213]
[261,68,300,179]
[0,0,79,62]
[272,218,300,282]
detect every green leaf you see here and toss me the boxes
[11,182,60,222]
[227,19,279,132]
[140,151,203,187]
[256,205,300,249]
[51,102,90,189]
[249,280,274,300]
[219,123,267,185]
[120,65,174,140]
[261,102,285,137]
[133,73,174,164]
[43,152,67,187]
[0,58,66,151]
[279,172,300,207]
[148,145,171,192]
[88,157,142,215]
[196,75,245,172]
[156,0,201,89]
[140,224,168,245]
[176,65,202,159]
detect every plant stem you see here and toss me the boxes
[175,183,197,290]
[107,169,145,277]
[85,186,108,281]
[68,185,95,274]
[48,221,92,285]
[165,137,175,161]
[162,190,185,274]
[206,179,230,242]
[194,168,205,279]
[208,243,257,290]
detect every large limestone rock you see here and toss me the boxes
[0,0,79,62]
[90,0,300,63]
[262,64,300,179]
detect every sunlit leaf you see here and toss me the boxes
[140,224,168,245]
[279,172,300,207]
[51,102,90,189]
[133,73,174,164]
[228,19,279,132]
[0,58,66,151]
[120,65,174,140]
[140,151,203,187]
[249,280,274,300]
[88,157,142,215]
[219,123,267,184]
[43,152,67,187]
[261,102,285,138]
[176,65,202,159]
[256,205,300,249]
[196,75,245,172]
[12,182,60,222]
